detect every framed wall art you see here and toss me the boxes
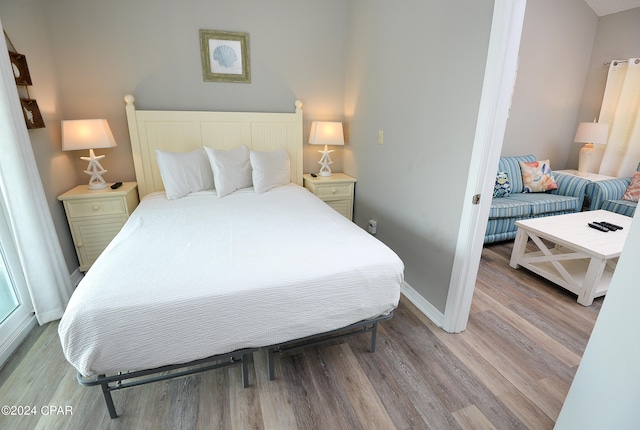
[9,51,32,86]
[199,30,250,83]
[20,98,45,129]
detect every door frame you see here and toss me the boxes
[442,0,527,333]
[0,202,36,367]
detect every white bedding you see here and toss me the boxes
[58,184,404,377]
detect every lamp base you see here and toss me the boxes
[317,144,334,177]
[82,149,109,190]
[577,143,595,174]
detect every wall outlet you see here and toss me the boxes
[368,219,377,235]
[378,130,384,144]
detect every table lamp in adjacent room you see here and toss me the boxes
[308,121,344,177]
[574,120,609,175]
[62,119,117,190]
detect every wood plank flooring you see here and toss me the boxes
[0,241,602,429]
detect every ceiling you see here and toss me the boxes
[584,0,640,16]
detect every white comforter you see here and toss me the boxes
[58,184,404,377]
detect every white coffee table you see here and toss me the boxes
[509,210,632,306]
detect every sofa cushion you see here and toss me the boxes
[497,154,535,194]
[602,199,637,217]
[507,193,580,215]
[489,197,531,219]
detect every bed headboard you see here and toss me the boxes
[124,95,304,199]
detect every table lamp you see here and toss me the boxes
[62,119,117,190]
[574,120,609,175]
[308,121,344,177]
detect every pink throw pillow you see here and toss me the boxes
[622,172,640,202]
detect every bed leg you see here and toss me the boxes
[241,353,250,388]
[99,378,118,419]
[370,322,378,353]
[267,348,276,381]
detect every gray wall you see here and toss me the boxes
[344,0,494,312]
[43,0,349,181]
[502,0,598,167]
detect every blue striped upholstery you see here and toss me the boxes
[497,154,534,194]
[586,178,631,211]
[485,156,590,244]
[602,200,636,217]
[585,162,639,217]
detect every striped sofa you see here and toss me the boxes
[586,163,640,217]
[484,154,590,244]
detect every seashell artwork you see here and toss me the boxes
[200,30,250,82]
[213,45,238,69]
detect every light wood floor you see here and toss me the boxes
[0,241,601,429]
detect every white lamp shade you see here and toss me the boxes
[62,119,117,151]
[574,122,609,144]
[308,121,345,146]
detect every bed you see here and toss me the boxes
[58,96,404,418]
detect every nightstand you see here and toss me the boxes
[58,182,139,271]
[303,173,356,220]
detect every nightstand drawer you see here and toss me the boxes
[65,197,127,219]
[325,199,352,219]
[69,217,127,269]
[303,173,356,221]
[314,183,353,199]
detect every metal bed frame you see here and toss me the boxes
[78,348,256,419]
[81,312,393,419]
[266,312,394,380]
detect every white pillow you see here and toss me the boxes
[204,146,252,198]
[155,149,214,200]
[250,149,291,194]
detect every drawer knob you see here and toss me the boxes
[77,242,83,247]
[92,204,101,211]
[331,188,337,194]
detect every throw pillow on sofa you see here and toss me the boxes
[519,159,558,193]
[622,171,640,202]
[493,171,511,197]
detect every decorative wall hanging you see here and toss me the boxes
[20,98,45,129]
[9,51,32,86]
[199,30,250,83]
[4,30,45,129]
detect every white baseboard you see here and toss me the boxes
[70,268,84,288]
[401,281,444,328]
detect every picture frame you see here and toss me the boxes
[199,30,250,83]
[9,51,32,86]
[20,98,45,129]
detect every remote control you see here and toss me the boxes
[592,222,612,231]
[310,173,317,177]
[588,222,609,232]
[600,221,623,230]
[110,182,122,189]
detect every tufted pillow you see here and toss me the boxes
[519,159,558,193]
[622,171,640,202]
[493,171,511,198]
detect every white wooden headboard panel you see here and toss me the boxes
[124,95,303,198]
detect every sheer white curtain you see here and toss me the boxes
[0,19,73,324]
[597,58,640,177]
